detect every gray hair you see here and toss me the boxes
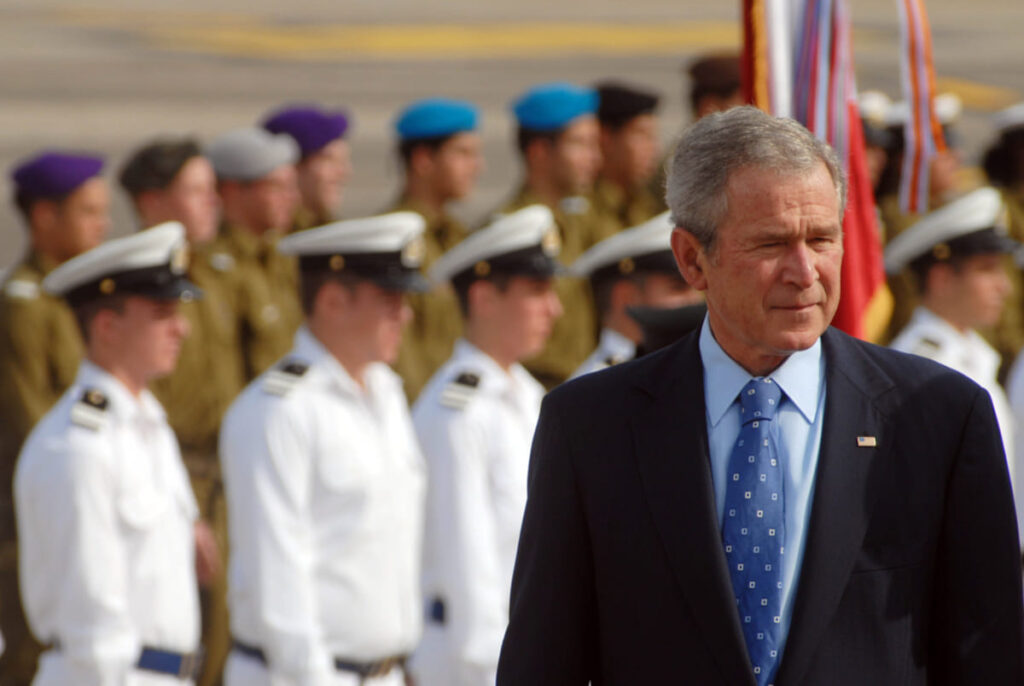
[665,106,847,250]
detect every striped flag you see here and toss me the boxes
[897,0,946,214]
[742,0,891,341]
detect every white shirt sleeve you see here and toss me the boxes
[220,401,334,686]
[419,407,509,678]
[16,436,138,686]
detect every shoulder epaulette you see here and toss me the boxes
[559,196,590,216]
[70,388,109,431]
[602,355,626,369]
[209,252,236,273]
[439,372,481,410]
[4,279,39,301]
[912,337,942,357]
[262,360,310,396]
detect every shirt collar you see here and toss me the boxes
[291,325,379,398]
[699,317,824,426]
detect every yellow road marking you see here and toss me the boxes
[935,76,1020,111]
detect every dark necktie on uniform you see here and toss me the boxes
[722,377,785,686]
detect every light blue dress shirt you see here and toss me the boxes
[698,318,826,661]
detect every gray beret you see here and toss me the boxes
[205,127,299,182]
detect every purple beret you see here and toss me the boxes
[262,105,350,157]
[12,152,105,198]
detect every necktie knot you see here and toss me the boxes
[739,378,781,424]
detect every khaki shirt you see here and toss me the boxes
[501,186,619,388]
[0,250,83,681]
[203,224,302,382]
[150,256,247,464]
[0,251,83,521]
[388,196,469,403]
[588,176,666,234]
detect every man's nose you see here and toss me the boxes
[782,243,817,288]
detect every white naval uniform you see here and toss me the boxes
[14,361,200,686]
[570,327,637,379]
[890,306,1017,483]
[408,339,544,686]
[219,326,425,686]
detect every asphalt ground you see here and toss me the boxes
[1,0,1022,269]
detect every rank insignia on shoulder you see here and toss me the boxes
[440,372,481,410]
[602,355,625,369]
[912,338,941,357]
[262,359,310,396]
[209,252,236,273]
[4,279,39,300]
[70,388,109,430]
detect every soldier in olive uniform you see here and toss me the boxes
[589,82,665,233]
[388,98,483,401]
[262,104,352,232]
[119,138,236,686]
[500,82,617,388]
[0,152,110,685]
[204,127,304,380]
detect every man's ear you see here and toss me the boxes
[409,145,436,178]
[671,227,710,291]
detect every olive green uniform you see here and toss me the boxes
[501,187,619,388]
[204,224,303,381]
[149,256,245,686]
[388,197,468,402]
[588,176,666,234]
[0,251,83,685]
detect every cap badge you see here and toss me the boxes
[619,257,636,275]
[170,243,190,274]
[932,243,951,260]
[329,254,346,271]
[541,226,561,257]
[99,278,116,295]
[474,261,491,277]
[402,236,426,268]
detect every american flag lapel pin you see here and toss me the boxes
[857,436,877,448]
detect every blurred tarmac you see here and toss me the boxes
[1,0,1022,268]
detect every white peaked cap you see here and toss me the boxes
[429,204,561,285]
[993,102,1024,134]
[43,221,195,303]
[883,187,1015,274]
[278,212,426,257]
[571,211,675,278]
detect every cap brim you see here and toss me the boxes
[140,276,204,302]
[373,271,431,293]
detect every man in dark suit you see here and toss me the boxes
[496,106,1024,686]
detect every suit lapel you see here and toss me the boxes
[630,334,756,686]
[775,329,896,686]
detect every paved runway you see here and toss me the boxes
[1,0,1022,268]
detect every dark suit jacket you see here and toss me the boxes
[497,327,1024,685]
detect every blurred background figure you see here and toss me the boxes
[203,127,303,380]
[262,104,352,232]
[857,90,893,193]
[502,82,612,387]
[686,52,744,119]
[388,98,483,401]
[984,103,1024,238]
[570,210,701,378]
[589,81,664,233]
[16,222,203,686]
[220,213,428,686]
[0,151,110,684]
[119,137,235,686]
[411,205,561,686]
[886,187,1017,463]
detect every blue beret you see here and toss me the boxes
[395,98,479,141]
[12,152,104,198]
[263,105,350,157]
[512,82,599,132]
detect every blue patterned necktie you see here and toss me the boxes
[722,377,785,686]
